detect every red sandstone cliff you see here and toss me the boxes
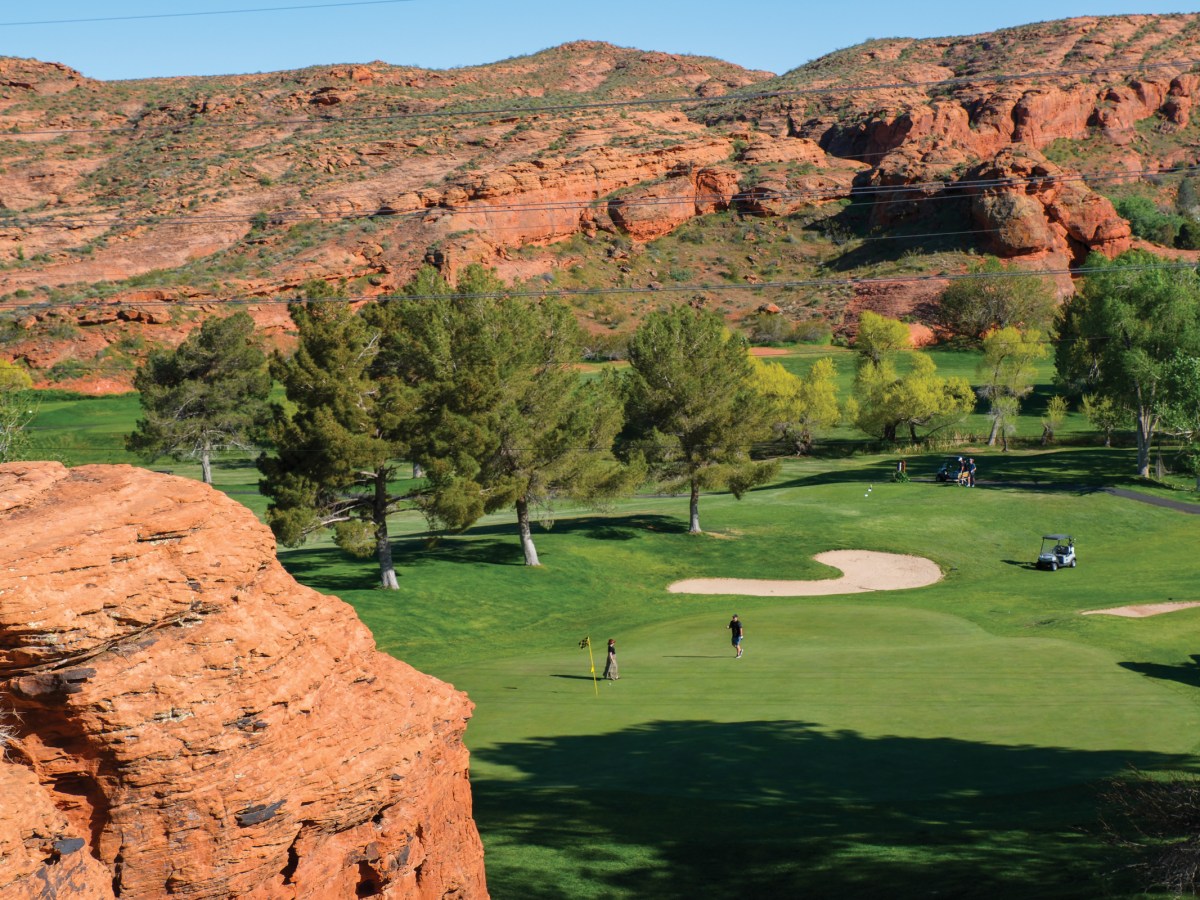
[0,462,487,899]
[2,18,1200,387]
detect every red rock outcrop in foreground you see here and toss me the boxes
[0,462,487,899]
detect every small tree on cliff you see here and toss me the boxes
[1055,250,1200,476]
[372,266,640,567]
[617,306,778,534]
[936,258,1058,343]
[0,359,34,463]
[258,302,412,589]
[127,312,271,484]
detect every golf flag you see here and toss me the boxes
[579,636,599,696]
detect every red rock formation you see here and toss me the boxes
[0,462,487,899]
[966,146,1132,264]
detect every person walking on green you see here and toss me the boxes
[727,614,744,658]
[603,638,619,680]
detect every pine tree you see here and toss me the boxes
[258,302,412,589]
[618,306,778,534]
[374,266,639,566]
[127,312,270,484]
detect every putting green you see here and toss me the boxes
[449,601,1200,796]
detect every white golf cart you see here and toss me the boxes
[1036,534,1076,571]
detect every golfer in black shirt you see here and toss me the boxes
[728,614,744,658]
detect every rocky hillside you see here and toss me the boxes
[2,16,1200,389]
[0,462,488,898]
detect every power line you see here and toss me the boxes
[4,162,1196,233]
[0,0,417,27]
[5,57,1199,138]
[3,262,1195,316]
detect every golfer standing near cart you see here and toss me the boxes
[728,614,744,658]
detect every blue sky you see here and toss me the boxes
[4,2,1195,81]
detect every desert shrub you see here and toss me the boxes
[1115,195,1185,246]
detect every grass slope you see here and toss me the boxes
[286,456,1200,899]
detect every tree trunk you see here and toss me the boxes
[373,468,399,589]
[1135,406,1156,478]
[412,461,423,479]
[200,448,213,485]
[516,497,541,566]
[689,480,701,534]
[987,416,999,447]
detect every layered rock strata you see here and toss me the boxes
[0,462,487,899]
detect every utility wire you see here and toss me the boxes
[5,57,1199,137]
[0,0,417,27]
[3,162,1195,232]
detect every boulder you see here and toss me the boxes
[0,462,488,899]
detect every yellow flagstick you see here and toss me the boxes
[581,635,599,696]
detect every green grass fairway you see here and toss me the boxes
[281,455,1200,899]
[26,392,1200,897]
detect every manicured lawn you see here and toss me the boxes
[23,382,1200,898]
[284,453,1200,899]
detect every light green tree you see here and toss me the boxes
[258,302,412,589]
[851,353,975,443]
[850,312,974,443]
[1040,396,1069,446]
[750,356,840,453]
[375,265,641,566]
[0,359,34,463]
[127,312,271,484]
[976,327,1048,449]
[855,310,911,365]
[1080,394,1128,447]
[618,306,778,534]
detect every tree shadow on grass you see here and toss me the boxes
[473,718,1195,899]
[1119,656,1200,690]
[279,512,688,587]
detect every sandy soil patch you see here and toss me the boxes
[748,347,791,357]
[1082,601,1200,618]
[667,550,943,596]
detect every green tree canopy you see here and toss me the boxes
[750,355,840,454]
[618,306,778,534]
[935,258,1058,342]
[850,353,975,443]
[1056,250,1200,476]
[854,310,911,365]
[258,302,412,589]
[976,327,1048,449]
[127,312,271,484]
[373,265,640,566]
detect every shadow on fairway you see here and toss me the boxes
[1119,656,1200,690]
[281,512,688,585]
[473,719,1195,899]
[1001,558,1040,570]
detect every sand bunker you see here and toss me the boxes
[668,550,943,597]
[1083,601,1200,618]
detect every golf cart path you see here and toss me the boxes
[951,480,1200,514]
[1102,487,1200,514]
[668,550,942,597]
